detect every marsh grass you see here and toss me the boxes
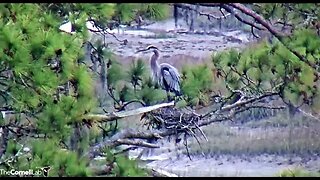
[144,32,177,39]
[186,113,320,156]
[244,112,319,128]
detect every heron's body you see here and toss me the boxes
[137,45,182,101]
[150,50,181,96]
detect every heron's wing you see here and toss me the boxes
[160,63,181,93]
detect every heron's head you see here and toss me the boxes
[135,45,159,54]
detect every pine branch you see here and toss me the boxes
[225,3,320,74]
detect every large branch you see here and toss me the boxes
[83,101,175,123]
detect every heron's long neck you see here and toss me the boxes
[151,50,160,72]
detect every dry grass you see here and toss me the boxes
[143,32,177,39]
[186,113,320,156]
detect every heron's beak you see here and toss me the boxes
[135,49,148,54]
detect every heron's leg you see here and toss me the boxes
[166,91,171,102]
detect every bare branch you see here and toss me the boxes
[226,3,286,37]
[251,25,260,38]
[118,99,147,111]
[297,108,320,121]
[113,146,138,156]
[274,21,294,27]
[219,92,279,112]
[115,139,159,148]
[193,3,223,7]
[149,168,179,177]
[245,105,286,110]
[220,4,265,31]
[84,101,175,123]
[86,19,128,45]
[175,3,230,20]
[235,105,286,115]
[88,128,169,158]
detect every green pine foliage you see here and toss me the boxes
[212,26,320,108]
[107,59,125,90]
[252,3,319,26]
[0,3,171,177]
[107,58,167,106]
[113,3,170,24]
[139,3,170,21]
[181,65,214,107]
[110,155,148,177]
[127,59,146,90]
[1,2,319,177]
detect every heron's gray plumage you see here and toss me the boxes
[160,63,181,94]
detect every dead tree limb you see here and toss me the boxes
[83,101,175,123]
[175,3,231,20]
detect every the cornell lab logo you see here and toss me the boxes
[0,166,51,177]
[40,166,51,177]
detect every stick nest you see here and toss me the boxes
[141,107,208,158]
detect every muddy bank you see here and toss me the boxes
[89,18,254,69]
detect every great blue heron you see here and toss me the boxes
[135,45,182,101]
